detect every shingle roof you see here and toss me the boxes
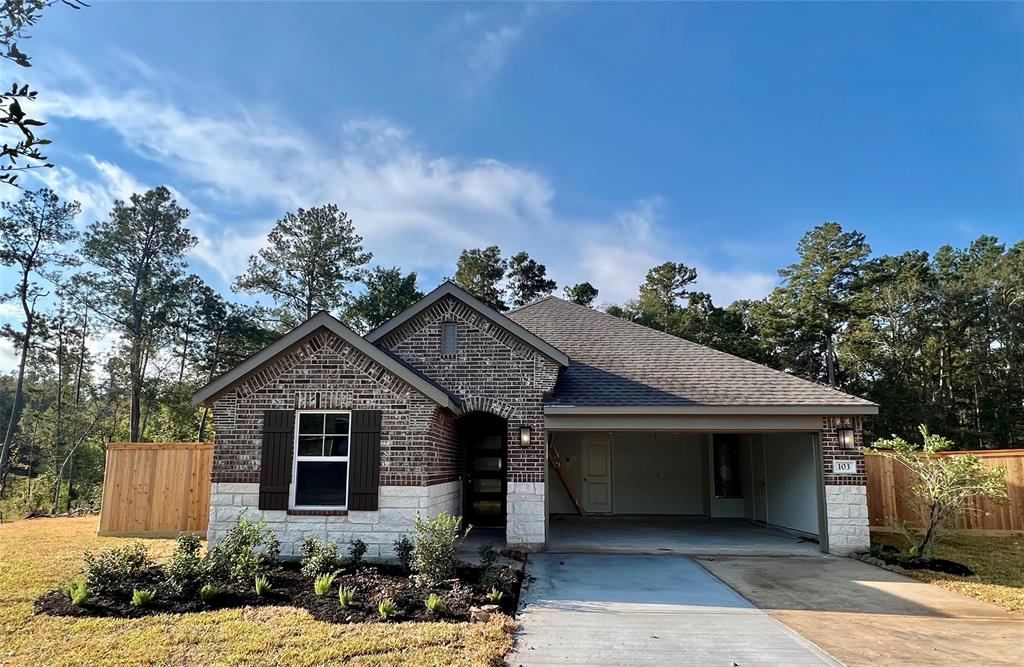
[506,296,877,410]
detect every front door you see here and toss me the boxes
[463,416,507,527]
[582,437,612,513]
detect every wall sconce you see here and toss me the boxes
[837,427,856,449]
[519,425,532,447]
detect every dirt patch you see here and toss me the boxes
[35,561,521,623]
[871,544,975,576]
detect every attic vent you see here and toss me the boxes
[441,322,458,356]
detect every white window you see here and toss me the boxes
[441,322,458,356]
[290,410,350,509]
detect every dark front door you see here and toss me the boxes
[461,414,507,527]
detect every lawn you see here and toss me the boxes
[871,530,1024,614]
[0,516,514,667]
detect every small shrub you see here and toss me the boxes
[482,564,518,595]
[377,597,397,620]
[165,533,204,596]
[313,572,337,597]
[348,539,367,567]
[393,535,414,570]
[478,543,498,571]
[204,513,280,587]
[199,583,217,604]
[84,543,155,594]
[486,587,503,603]
[131,589,155,607]
[299,538,341,580]
[338,586,355,607]
[411,512,470,588]
[254,574,272,596]
[424,592,445,614]
[869,542,886,559]
[64,579,89,606]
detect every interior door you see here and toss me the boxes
[466,432,506,526]
[582,437,612,513]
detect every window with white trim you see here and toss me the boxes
[291,411,350,509]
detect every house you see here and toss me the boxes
[192,282,877,557]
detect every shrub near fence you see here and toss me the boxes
[866,449,1024,534]
[98,443,213,537]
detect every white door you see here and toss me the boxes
[582,437,612,513]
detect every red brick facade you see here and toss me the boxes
[376,295,561,484]
[820,415,867,485]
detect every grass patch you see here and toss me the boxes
[0,516,514,666]
[872,530,1024,614]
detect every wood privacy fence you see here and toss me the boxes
[98,442,213,537]
[866,449,1024,534]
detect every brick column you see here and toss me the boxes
[821,416,870,555]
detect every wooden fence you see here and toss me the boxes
[866,449,1024,534]
[98,442,214,537]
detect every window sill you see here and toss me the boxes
[287,509,348,516]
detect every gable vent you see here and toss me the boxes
[441,322,458,356]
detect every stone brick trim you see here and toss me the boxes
[821,415,867,486]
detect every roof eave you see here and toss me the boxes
[191,312,460,412]
[364,282,570,368]
[543,404,879,416]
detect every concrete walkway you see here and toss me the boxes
[510,553,839,666]
[701,556,1024,667]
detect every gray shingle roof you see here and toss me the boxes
[506,296,877,410]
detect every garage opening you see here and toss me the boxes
[546,431,823,555]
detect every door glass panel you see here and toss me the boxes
[472,478,501,493]
[472,500,502,516]
[474,456,502,471]
[297,435,323,456]
[477,435,502,450]
[298,413,325,435]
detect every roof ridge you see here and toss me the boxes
[506,294,560,313]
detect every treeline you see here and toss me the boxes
[0,186,1020,517]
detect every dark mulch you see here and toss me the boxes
[35,561,522,623]
[873,545,975,576]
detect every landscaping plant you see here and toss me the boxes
[313,572,337,597]
[199,583,217,604]
[377,598,397,620]
[869,425,1008,557]
[204,513,280,587]
[486,587,503,603]
[84,543,155,594]
[348,538,367,567]
[424,592,445,615]
[131,589,155,607]
[164,533,204,596]
[64,579,88,606]
[254,574,272,597]
[338,586,355,607]
[298,537,340,580]
[411,511,470,588]
[393,535,414,570]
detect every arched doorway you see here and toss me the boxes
[458,412,508,528]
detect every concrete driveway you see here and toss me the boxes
[510,553,839,666]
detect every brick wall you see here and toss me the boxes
[210,328,458,487]
[378,295,561,484]
[821,415,867,485]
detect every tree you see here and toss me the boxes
[506,251,556,307]
[234,204,372,328]
[870,426,1007,556]
[0,188,78,491]
[564,282,599,307]
[453,245,506,311]
[774,222,870,387]
[80,187,195,443]
[636,261,698,331]
[346,267,423,333]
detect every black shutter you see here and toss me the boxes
[259,410,294,510]
[348,410,382,510]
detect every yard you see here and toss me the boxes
[871,530,1024,614]
[0,517,514,667]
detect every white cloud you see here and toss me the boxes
[0,337,15,374]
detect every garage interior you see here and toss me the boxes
[546,431,825,555]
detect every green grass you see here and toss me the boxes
[0,516,514,666]
[872,531,1024,614]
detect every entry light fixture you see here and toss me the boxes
[837,427,856,450]
[520,425,532,447]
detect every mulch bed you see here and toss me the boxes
[35,561,522,623]
[870,544,975,576]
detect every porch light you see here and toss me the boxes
[837,427,856,449]
[520,425,532,447]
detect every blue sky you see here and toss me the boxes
[1,2,1022,367]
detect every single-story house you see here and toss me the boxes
[193,281,877,557]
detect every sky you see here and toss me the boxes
[1,2,1022,369]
